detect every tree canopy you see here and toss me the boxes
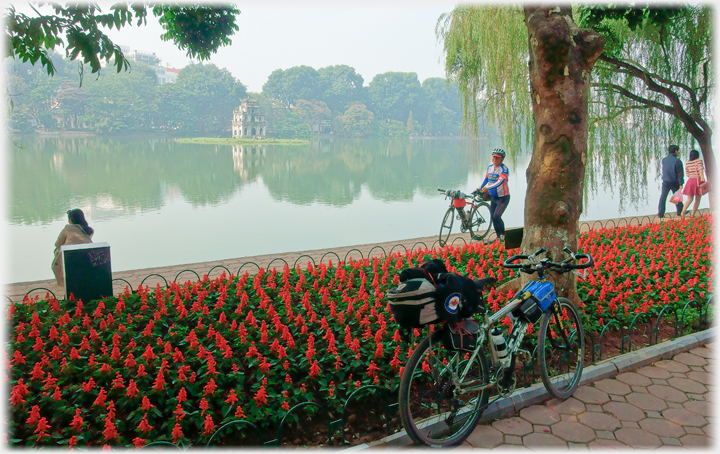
[5,2,239,81]
[577,4,714,196]
[437,3,714,209]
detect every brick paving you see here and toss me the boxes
[460,343,715,449]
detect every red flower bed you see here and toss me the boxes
[6,216,712,447]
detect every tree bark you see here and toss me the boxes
[522,6,604,304]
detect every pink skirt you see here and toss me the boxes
[683,178,702,196]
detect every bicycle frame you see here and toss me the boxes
[454,297,527,393]
[448,200,476,229]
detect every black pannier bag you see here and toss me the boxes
[434,273,484,323]
[387,278,440,328]
[442,319,480,351]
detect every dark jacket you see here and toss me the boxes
[661,153,684,185]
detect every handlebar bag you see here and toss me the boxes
[387,278,440,328]
[525,280,557,311]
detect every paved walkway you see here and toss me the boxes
[4,210,707,303]
[461,342,715,449]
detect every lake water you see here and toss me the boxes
[4,135,701,283]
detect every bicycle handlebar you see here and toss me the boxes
[438,188,478,200]
[503,247,593,274]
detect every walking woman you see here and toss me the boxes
[680,149,707,218]
[52,209,94,286]
[478,148,510,242]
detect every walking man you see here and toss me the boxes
[658,144,684,218]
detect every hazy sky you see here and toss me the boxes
[14,1,462,92]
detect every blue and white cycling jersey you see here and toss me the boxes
[480,164,510,198]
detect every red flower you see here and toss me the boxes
[68,436,77,449]
[137,414,153,433]
[126,379,139,398]
[136,364,147,377]
[70,408,84,432]
[52,386,61,401]
[203,414,215,435]
[81,378,96,392]
[70,348,81,361]
[30,362,44,381]
[374,342,384,359]
[171,422,183,443]
[133,437,147,449]
[26,405,41,425]
[124,349,137,369]
[234,405,246,419]
[199,397,209,416]
[259,357,271,374]
[103,419,119,441]
[367,361,379,378]
[203,378,217,395]
[174,403,185,421]
[34,417,50,442]
[153,369,166,392]
[225,389,238,406]
[254,385,268,407]
[309,360,320,379]
[94,388,108,407]
[246,342,259,359]
[141,396,155,410]
[177,387,187,403]
[142,344,156,362]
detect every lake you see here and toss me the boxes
[5,135,700,283]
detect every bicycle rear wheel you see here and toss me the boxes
[399,329,490,447]
[469,202,493,241]
[538,297,585,400]
[438,208,454,247]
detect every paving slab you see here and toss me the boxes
[358,330,713,450]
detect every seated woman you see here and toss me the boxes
[52,209,94,286]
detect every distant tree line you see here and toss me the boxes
[259,65,463,138]
[5,53,463,137]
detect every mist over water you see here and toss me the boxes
[6,136,698,283]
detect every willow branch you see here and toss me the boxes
[597,56,700,107]
[598,53,704,137]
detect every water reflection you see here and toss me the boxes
[9,136,485,225]
[6,135,701,284]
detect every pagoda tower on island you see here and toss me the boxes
[232,99,266,138]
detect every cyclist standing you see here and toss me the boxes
[476,149,510,243]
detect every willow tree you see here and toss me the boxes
[438,5,605,302]
[578,5,714,207]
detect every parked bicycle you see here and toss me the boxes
[437,189,492,246]
[393,247,593,447]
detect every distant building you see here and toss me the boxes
[113,45,180,85]
[232,99,267,138]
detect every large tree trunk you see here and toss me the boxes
[521,6,604,304]
[696,132,715,209]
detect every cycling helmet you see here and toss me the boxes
[492,148,506,158]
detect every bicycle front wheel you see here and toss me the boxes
[398,329,490,447]
[469,202,493,241]
[538,297,585,400]
[438,208,454,247]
